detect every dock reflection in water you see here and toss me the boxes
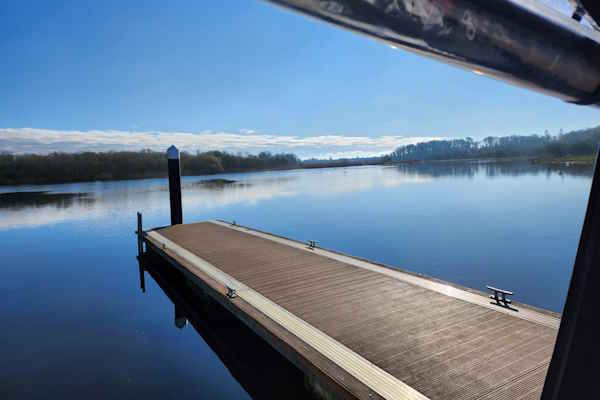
[137,253,315,400]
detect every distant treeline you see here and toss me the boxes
[0,150,299,185]
[389,126,600,162]
[301,156,383,169]
[3,125,600,185]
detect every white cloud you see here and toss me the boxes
[0,128,442,159]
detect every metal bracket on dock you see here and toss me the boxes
[307,240,319,250]
[226,286,237,298]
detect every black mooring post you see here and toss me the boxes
[137,211,143,257]
[167,145,183,225]
[136,211,145,292]
[542,148,600,399]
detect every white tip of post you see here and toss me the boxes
[167,145,180,160]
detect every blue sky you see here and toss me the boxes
[1,0,598,158]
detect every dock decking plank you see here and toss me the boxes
[147,221,559,400]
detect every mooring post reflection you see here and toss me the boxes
[138,262,146,293]
[137,253,315,400]
[174,305,187,329]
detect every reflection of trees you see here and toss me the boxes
[394,161,593,179]
[0,191,94,210]
[394,162,479,178]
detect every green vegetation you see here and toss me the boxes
[2,125,599,185]
[388,126,600,163]
[196,178,237,185]
[0,150,299,185]
[193,178,239,188]
[301,157,382,169]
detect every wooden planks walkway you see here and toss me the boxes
[144,221,560,400]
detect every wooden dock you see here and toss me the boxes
[142,220,560,400]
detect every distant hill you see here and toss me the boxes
[389,126,600,162]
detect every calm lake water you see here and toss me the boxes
[0,162,593,399]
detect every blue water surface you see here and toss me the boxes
[0,162,592,398]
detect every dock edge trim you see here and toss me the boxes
[211,220,560,329]
[146,229,429,400]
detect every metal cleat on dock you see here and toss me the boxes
[486,285,514,309]
[226,286,237,298]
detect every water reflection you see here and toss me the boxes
[394,161,593,178]
[0,191,97,230]
[138,253,313,400]
[0,162,592,230]
[0,191,93,210]
[2,162,591,398]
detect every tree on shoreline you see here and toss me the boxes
[0,150,299,185]
[390,126,600,161]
